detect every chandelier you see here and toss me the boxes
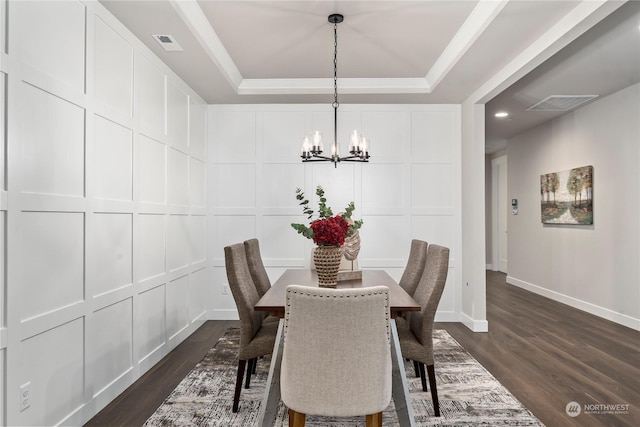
[300,14,370,168]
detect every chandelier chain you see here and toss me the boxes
[333,20,339,109]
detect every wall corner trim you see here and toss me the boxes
[460,312,489,332]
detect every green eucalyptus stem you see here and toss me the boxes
[290,185,363,240]
[347,218,363,237]
[316,186,333,218]
[291,223,314,239]
[295,187,314,220]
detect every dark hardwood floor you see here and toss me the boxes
[85,271,639,426]
[442,271,640,427]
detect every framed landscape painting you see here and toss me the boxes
[540,165,593,225]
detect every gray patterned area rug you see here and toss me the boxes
[144,328,543,426]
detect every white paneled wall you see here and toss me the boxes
[4,1,206,426]
[1,1,7,426]
[208,105,461,321]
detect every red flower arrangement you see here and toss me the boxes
[291,186,363,247]
[310,216,350,246]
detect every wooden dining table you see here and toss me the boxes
[254,268,421,427]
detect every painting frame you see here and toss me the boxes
[541,165,593,225]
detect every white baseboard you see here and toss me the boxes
[486,264,493,270]
[191,310,207,324]
[209,308,239,320]
[460,312,489,332]
[434,311,460,323]
[506,276,640,331]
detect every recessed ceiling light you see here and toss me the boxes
[495,112,509,118]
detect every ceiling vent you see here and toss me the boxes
[527,95,598,112]
[153,34,183,52]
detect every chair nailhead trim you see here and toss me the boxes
[285,288,391,341]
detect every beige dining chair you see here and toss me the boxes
[398,239,429,297]
[398,244,449,417]
[224,243,279,413]
[281,285,392,427]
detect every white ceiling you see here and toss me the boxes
[485,0,640,153]
[99,0,640,153]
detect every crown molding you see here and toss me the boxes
[467,0,624,105]
[425,0,509,90]
[237,77,430,95]
[169,0,242,88]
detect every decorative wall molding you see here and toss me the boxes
[3,2,208,425]
[208,103,462,323]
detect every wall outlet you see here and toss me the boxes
[20,382,31,411]
[222,283,230,295]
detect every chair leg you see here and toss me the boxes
[252,357,258,374]
[365,412,383,427]
[288,408,306,427]
[245,358,254,389]
[427,364,440,417]
[413,360,420,378]
[418,362,428,392]
[233,359,247,412]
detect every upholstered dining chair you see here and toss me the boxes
[224,243,279,413]
[244,238,279,326]
[396,239,428,327]
[398,239,429,297]
[398,244,450,417]
[244,238,271,297]
[281,285,392,427]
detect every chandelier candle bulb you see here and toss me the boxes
[349,130,358,152]
[311,131,323,153]
[301,136,311,157]
[349,130,360,152]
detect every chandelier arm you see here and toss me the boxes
[340,156,370,162]
[302,156,334,162]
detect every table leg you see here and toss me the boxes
[258,319,284,427]
[390,319,416,427]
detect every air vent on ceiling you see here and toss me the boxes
[527,95,598,112]
[153,34,183,52]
